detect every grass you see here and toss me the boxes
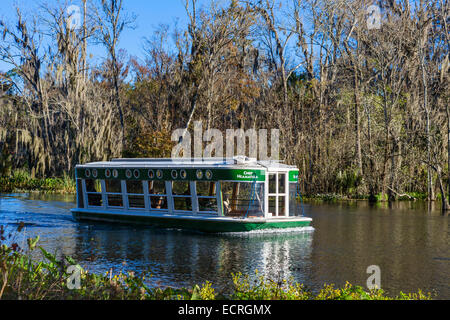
[303,192,429,202]
[0,170,75,194]
[0,224,433,300]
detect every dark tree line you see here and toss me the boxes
[0,0,449,208]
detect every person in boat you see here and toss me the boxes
[223,197,230,216]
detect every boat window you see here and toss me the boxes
[267,172,288,217]
[126,180,143,194]
[268,174,276,194]
[198,198,218,212]
[196,182,216,196]
[289,183,302,216]
[172,181,190,196]
[148,181,168,210]
[85,179,102,193]
[105,180,121,193]
[123,181,144,209]
[221,181,264,218]
[148,180,166,195]
[150,196,168,210]
[268,196,276,215]
[104,180,123,208]
[278,196,286,216]
[85,179,102,207]
[171,181,192,212]
[87,194,102,207]
[278,173,286,194]
[196,181,217,213]
[107,194,123,207]
[128,195,145,209]
[173,197,192,211]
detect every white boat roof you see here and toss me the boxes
[77,156,297,171]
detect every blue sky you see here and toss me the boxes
[0,0,211,72]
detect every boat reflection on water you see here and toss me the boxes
[71,223,314,292]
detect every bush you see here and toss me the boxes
[0,171,75,193]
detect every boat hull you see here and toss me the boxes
[71,209,312,233]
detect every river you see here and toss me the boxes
[0,193,448,299]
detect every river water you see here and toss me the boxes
[0,193,448,299]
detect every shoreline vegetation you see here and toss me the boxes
[0,174,437,205]
[0,224,433,300]
[0,170,76,194]
[303,192,429,202]
[0,169,434,203]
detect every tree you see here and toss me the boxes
[92,0,135,152]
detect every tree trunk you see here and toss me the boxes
[447,103,450,207]
[353,66,363,175]
[434,166,450,213]
[421,51,435,201]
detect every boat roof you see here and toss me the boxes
[76,156,298,171]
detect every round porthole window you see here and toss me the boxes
[180,169,187,179]
[205,170,212,180]
[148,169,155,179]
[105,169,111,178]
[125,169,132,179]
[171,170,178,179]
[196,170,203,179]
[92,169,98,178]
[133,169,140,179]
[112,169,118,178]
[85,169,91,178]
[156,170,163,179]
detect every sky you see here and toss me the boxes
[0,0,211,72]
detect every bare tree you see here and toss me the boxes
[92,0,135,151]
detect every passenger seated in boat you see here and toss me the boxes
[223,198,230,216]
[223,198,246,217]
[150,195,164,209]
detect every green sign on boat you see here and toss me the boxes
[289,170,299,182]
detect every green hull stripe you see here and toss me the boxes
[71,211,311,233]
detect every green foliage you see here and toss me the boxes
[0,170,75,193]
[375,193,388,202]
[123,128,174,159]
[335,168,363,196]
[230,271,311,300]
[229,271,432,300]
[304,193,343,202]
[0,144,13,177]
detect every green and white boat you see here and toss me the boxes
[71,156,312,233]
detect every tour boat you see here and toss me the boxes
[71,156,312,233]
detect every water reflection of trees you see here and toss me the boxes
[307,202,448,297]
[72,224,313,292]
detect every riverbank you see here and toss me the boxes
[0,225,433,300]
[0,171,429,202]
[0,171,75,194]
[303,192,428,202]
